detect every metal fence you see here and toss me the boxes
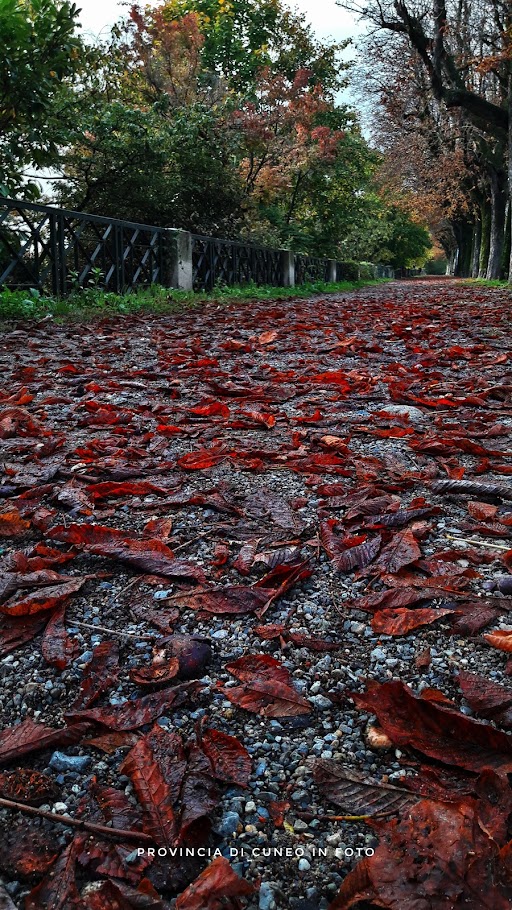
[0,197,167,295]
[294,254,330,284]
[191,234,282,291]
[0,196,395,296]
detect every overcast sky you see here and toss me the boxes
[75,0,363,47]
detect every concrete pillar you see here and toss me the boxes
[165,229,193,290]
[327,259,337,282]
[281,249,295,287]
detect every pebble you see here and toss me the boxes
[49,752,91,773]
[298,858,311,872]
[371,648,387,661]
[372,404,425,424]
[259,882,275,910]
[217,811,241,836]
[310,695,331,709]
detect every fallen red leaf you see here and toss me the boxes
[66,682,202,731]
[171,585,272,615]
[0,718,90,766]
[458,670,512,727]
[199,728,251,787]
[225,654,312,717]
[370,528,422,575]
[71,641,120,710]
[484,630,512,653]
[41,604,80,669]
[0,576,87,616]
[371,606,455,635]
[175,856,254,910]
[48,524,205,581]
[330,772,512,909]
[351,679,512,773]
[25,838,84,910]
[0,612,48,655]
[119,725,184,846]
[0,508,30,537]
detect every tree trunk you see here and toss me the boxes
[502,202,511,279]
[453,221,473,277]
[470,217,481,278]
[486,168,507,279]
[509,68,512,283]
[479,199,491,276]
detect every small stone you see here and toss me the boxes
[298,858,311,872]
[366,725,392,751]
[370,647,387,661]
[53,802,68,813]
[259,882,275,910]
[372,404,425,424]
[294,818,309,832]
[310,694,331,710]
[217,811,241,836]
[245,801,256,813]
[49,752,91,773]
[350,622,366,634]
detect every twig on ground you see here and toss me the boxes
[172,531,213,553]
[295,809,396,822]
[0,796,154,845]
[69,619,157,641]
[445,534,511,550]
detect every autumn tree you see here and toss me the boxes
[48,0,431,265]
[125,0,349,94]
[343,0,512,278]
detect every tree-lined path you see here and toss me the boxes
[2,279,512,907]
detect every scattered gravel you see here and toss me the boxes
[1,279,512,907]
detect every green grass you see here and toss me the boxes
[0,278,390,322]
[463,278,512,288]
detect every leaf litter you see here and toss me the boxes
[2,280,512,907]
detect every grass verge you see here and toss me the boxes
[463,278,512,288]
[0,278,389,322]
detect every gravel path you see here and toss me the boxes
[2,278,512,909]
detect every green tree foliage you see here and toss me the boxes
[0,0,84,197]
[58,101,245,235]
[374,206,432,269]
[127,0,349,94]
[1,0,432,268]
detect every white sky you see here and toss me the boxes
[75,0,363,47]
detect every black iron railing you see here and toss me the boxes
[191,234,282,291]
[295,254,330,284]
[0,196,395,296]
[0,197,167,294]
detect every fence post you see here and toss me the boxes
[164,229,193,290]
[327,259,337,282]
[281,250,295,287]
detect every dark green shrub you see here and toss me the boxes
[336,261,360,281]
